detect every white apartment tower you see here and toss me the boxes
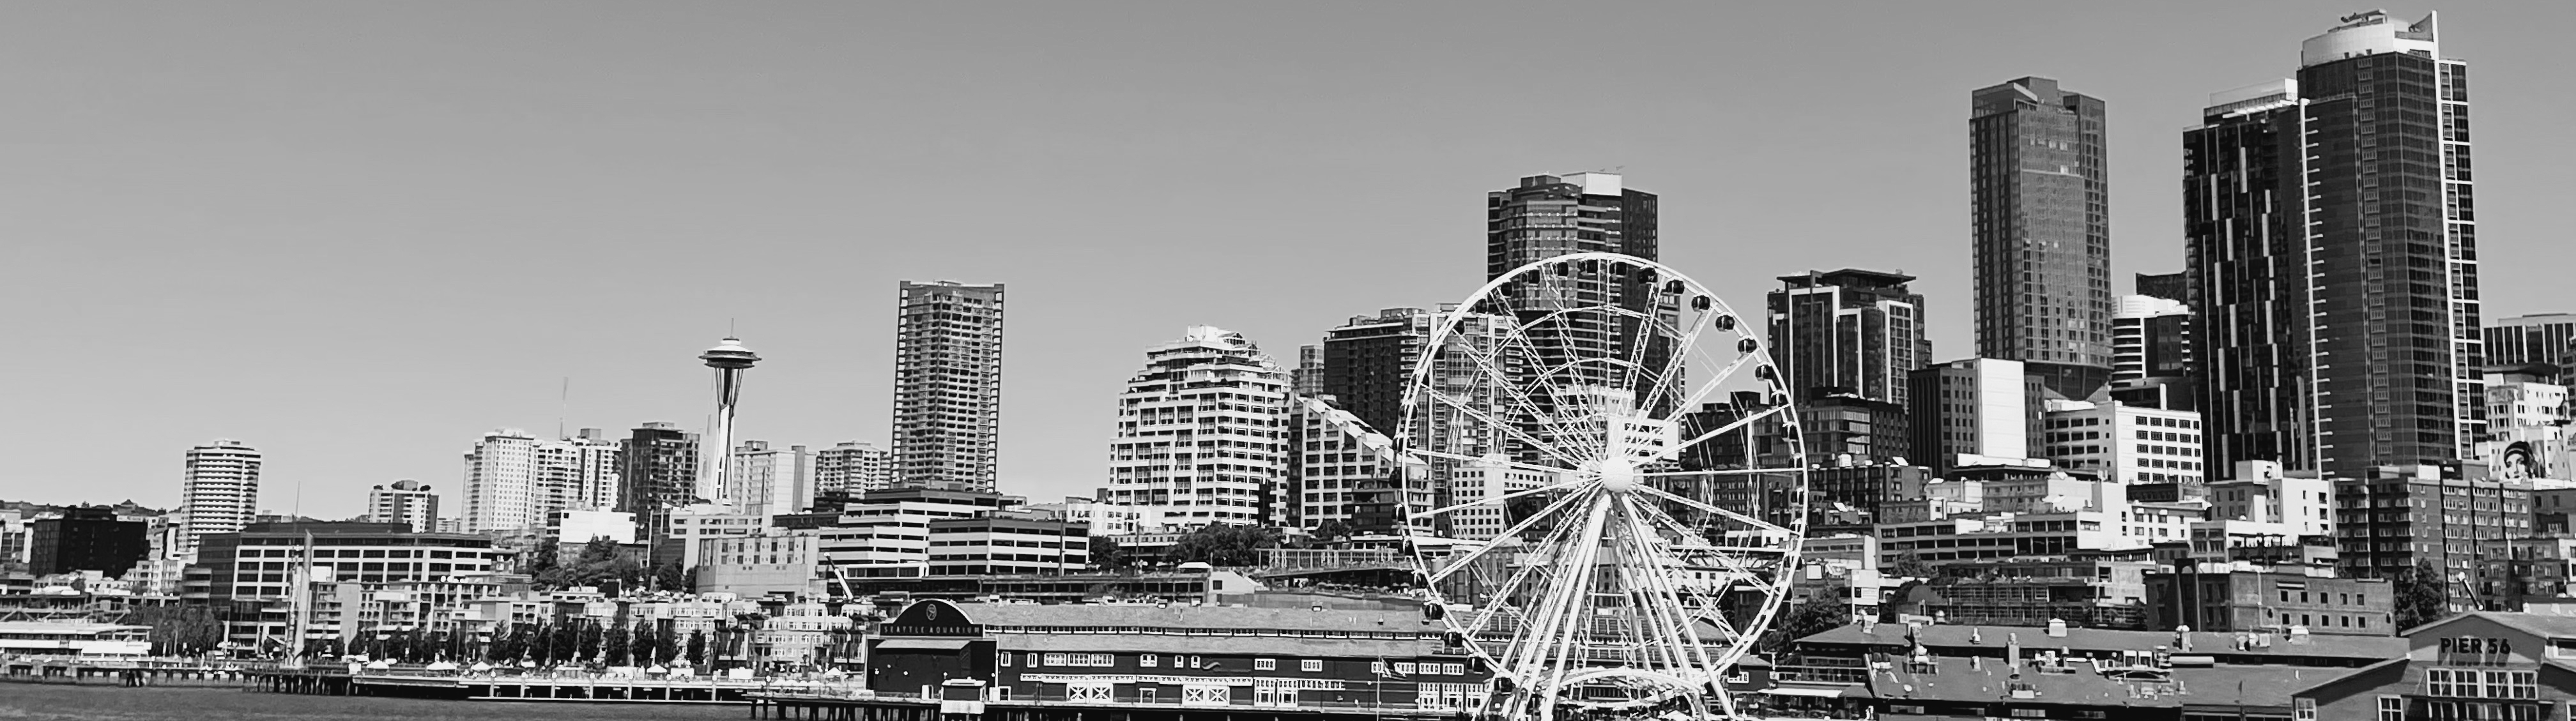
[365,480,441,533]
[815,441,896,494]
[893,281,1005,492]
[1107,326,1290,527]
[463,429,623,534]
[728,441,813,519]
[178,439,262,558]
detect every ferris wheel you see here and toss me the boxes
[1392,252,1811,720]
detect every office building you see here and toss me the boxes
[893,280,1005,492]
[2145,571,2393,636]
[178,439,262,558]
[2040,398,2207,487]
[926,512,1088,577]
[2488,313,2576,375]
[728,441,813,519]
[1767,268,1931,407]
[2202,460,2332,538]
[818,487,1024,579]
[192,521,497,602]
[1908,358,2043,476]
[1105,326,1289,528]
[2111,295,2193,408]
[815,441,896,496]
[1970,77,2112,400]
[2191,12,2486,479]
[1485,172,1675,418]
[364,480,440,533]
[1290,397,1400,533]
[27,508,148,577]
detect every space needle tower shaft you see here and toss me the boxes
[700,337,760,505]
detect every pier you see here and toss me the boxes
[244,668,826,703]
[3,659,254,688]
[747,690,1471,721]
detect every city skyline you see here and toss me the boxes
[8,3,2574,517]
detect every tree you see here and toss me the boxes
[653,561,693,593]
[132,605,224,656]
[604,624,632,666]
[2394,559,2453,630]
[654,625,681,665]
[628,625,657,667]
[1887,553,1935,579]
[578,621,605,664]
[1089,535,1135,570]
[685,630,708,667]
[1310,520,1354,546]
[1167,524,1282,567]
[540,538,644,589]
[1759,598,1854,653]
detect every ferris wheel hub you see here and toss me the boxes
[1594,455,1637,494]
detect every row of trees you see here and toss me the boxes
[523,538,689,591]
[483,621,709,667]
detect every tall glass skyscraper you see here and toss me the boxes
[892,280,1005,492]
[1485,173,1672,412]
[1970,77,2112,400]
[2188,11,2484,478]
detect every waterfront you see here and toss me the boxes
[0,685,744,721]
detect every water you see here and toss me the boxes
[0,685,747,721]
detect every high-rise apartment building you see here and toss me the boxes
[2185,79,2315,473]
[460,429,542,533]
[619,421,700,542]
[1767,269,1931,407]
[2334,465,2527,593]
[893,280,1004,492]
[2189,11,2485,479]
[815,441,896,495]
[2487,313,2576,374]
[1317,306,1514,456]
[1486,173,1674,418]
[2135,272,2186,303]
[1907,358,2044,476]
[728,441,812,519]
[1105,326,1289,528]
[365,480,440,533]
[2300,11,2484,478]
[1970,77,2113,400]
[178,439,261,558]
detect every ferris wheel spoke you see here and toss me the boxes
[1459,504,1591,638]
[1406,448,1575,477]
[1615,496,1723,679]
[1428,390,1593,471]
[1641,466,1805,478]
[1636,483,1793,538]
[1478,290,1614,457]
[1429,487,1594,583]
[1413,478,1584,520]
[1661,404,1792,461]
[1444,338,1600,459]
[1611,497,1705,676]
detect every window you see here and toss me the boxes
[1043,653,1068,667]
[1140,653,1158,668]
[999,651,1011,667]
[1395,662,1418,675]
[1025,653,1039,667]
[1255,658,1276,671]
[1190,655,1204,669]
[2377,695,2401,721]
[2295,698,2318,721]
[1300,659,1322,672]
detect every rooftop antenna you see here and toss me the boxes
[558,376,570,440]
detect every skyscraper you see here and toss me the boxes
[1767,269,1931,407]
[698,337,760,506]
[1106,326,1289,528]
[2190,11,2485,478]
[893,280,1004,492]
[178,439,261,558]
[2185,79,2315,472]
[2299,10,2483,477]
[1313,305,1514,533]
[1970,77,2112,400]
[460,429,542,533]
[815,441,897,495]
[1486,173,1671,411]
[365,480,440,533]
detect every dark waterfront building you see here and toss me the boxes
[27,508,147,577]
[1485,172,1671,413]
[1767,269,1930,409]
[893,280,1006,492]
[1970,77,2112,400]
[2297,11,2484,478]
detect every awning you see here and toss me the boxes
[876,639,974,651]
[1760,686,1850,698]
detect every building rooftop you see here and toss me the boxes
[952,602,1439,633]
[1851,656,2353,710]
[1796,622,2403,662]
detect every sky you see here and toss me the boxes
[4,2,2570,519]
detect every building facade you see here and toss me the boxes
[1768,268,1931,407]
[2488,313,2576,375]
[364,480,440,533]
[178,439,262,559]
[728,441,812,519]
[1908,358,2043,476]
[893,280,1006,492]
[2184,79,2317,474]
[1970,77,2112,400]
[2039,398,2207,487]
[1105,326,1289,529]
[1485,172,1674,427]
[2333,466,2530,600]
[815,441,896,495]
[27,508,148,578]
[620,421,700,550]
[925,513,1087,577]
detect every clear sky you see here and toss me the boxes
[4,2,2569,519]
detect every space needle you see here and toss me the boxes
[699,336,760,506]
